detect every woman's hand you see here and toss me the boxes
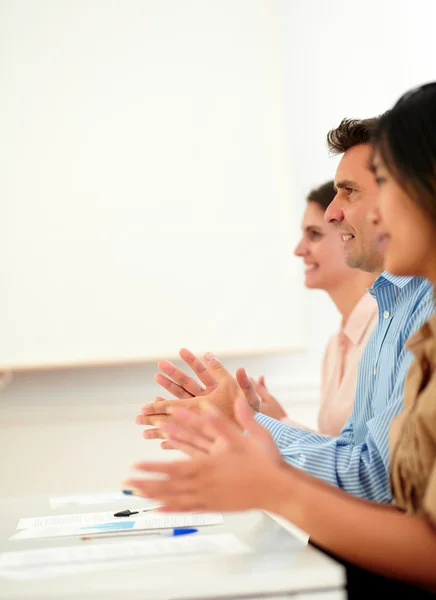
[256,376,287,420]
[125,397,287,512]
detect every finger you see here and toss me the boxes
[166,405,233,446]
[234,396,267,438]
[165,405,217,439]
[154,372,194,399]
[258,375,266,388]
[130,458,198,478]
[203,351,233,384]
[157,360,206,397]
[140,397,199,417]
[159,439,204,457]
[136,414,171,426]
[179,348,218,389]
[187,403,244,448]
[236,368,260,409]
[255,382,273,403]
[158,496,207,512]
[124,478,197,500]
[160,439,176,450]
[142,427,165,440]
[162,438,207,458]
[160,420,214,452]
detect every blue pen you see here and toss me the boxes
[81,527,198,541]
[169,528,198,536]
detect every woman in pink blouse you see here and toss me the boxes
[257,181,377,436]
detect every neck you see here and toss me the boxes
[372,268,384,279]
[425,262,436,290]
[327,271,376,324]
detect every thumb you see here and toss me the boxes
[234,396,269,439]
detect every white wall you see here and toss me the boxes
[2,0,436,496]
[1,0,303,369]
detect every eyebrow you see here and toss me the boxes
[334,179,359,191]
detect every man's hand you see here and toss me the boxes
[154,348,219,400]
[153,348,260,410]
[158,395,280,461]
[136,350,260,442]
[125,398,286,512]
[256,376,287,420]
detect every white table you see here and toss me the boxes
[0,494,345,599]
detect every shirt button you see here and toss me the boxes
[373,368,377,376]
[383,310,390,319]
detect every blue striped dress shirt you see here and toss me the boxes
[255,273,435,502]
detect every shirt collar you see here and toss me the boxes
[368,271,414,298]
[342,292,378,346]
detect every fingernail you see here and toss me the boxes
[135,415,143,424]
[204,351,215,361]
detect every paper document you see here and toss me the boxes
[2,533,250,568]
[17,508,172,530]
[49,492,144,509]
[0,533,251,580]
[12,513,223,540]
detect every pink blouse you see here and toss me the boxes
[283,292,378,437]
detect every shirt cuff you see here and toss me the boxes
[255,412,298,446]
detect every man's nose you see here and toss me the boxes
[325,195,344,224]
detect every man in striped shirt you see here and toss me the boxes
[138,117,435,502]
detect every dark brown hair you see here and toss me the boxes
[374,83,436,224]
[327,117,380,155]
[307,180,336,211]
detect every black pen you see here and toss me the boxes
[113,506,160,517]
[114,509,138,517]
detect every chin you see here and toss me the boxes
[304,276,322,290]
[344,254,362,270]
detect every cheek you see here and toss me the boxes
[311,239,348,279]
[318,236,345,263]
[385,223,429,275]
[378,186,400,225]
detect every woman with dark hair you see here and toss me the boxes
[256,181,377,436]
[126,83,436,596]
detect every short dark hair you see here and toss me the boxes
[374,82,436,224]
[307,180,336,211]
[327,117,380,155]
